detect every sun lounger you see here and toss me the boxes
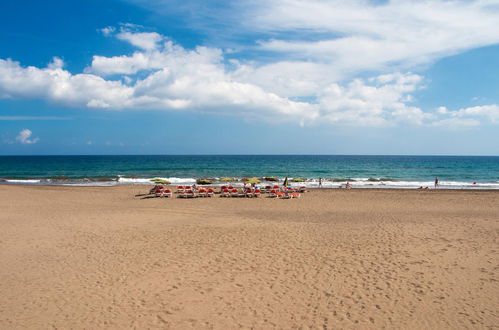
[178,189,196,198]
[177,185,184,194]
[161,189,173,198]
[276,192,285,198]
[290,192,301,198]
[268,190,278,198]
[220,188,230,197]
[198,188,208,197]
[207,188,214,197]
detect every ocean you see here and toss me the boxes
[1,155,499,189]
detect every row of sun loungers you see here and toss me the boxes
[149,185,306,199]
[178,188,215,198]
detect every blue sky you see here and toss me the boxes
[1,0,499,155]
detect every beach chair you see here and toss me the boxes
[155,188,164,197]
[297,186,307,193]
[253,189,261,198]
[177,185,184,194]
[230,189,239,197]
[185,189,196,198]
[276,192,289,199]
[220,188,230,197]
[290,192,301,199]
[198,188,208,197]
[207,188,214,197]
[161,189,173,198]
[177,189,195,198]
[150,185,163,194]
[245,188,254,198]
[268,190,278,198]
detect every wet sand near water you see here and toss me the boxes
[0,185,498,329]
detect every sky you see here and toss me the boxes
[1,0,499,155]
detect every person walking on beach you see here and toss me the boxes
[434,176,439,188]
[319,177,322,188]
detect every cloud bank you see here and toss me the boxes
[1,0,499,127]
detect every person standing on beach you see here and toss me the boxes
[319,178,322,188]
[434,176,439,188]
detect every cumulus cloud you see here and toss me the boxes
[0,49,316,123]
[1,10,499,129]
[16,129,39,144]
[452,105,499,123]
[116,31,163,50]
[317,73,429,126]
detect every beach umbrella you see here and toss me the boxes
[283,176,288,187]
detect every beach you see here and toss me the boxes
[0,185,498,329]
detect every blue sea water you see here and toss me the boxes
[1,155,499,189]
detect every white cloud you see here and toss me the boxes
[252,0,499,63]
[126,0,499,81]
[0,48,316,123]
[101,26,116,36]
[447,104,499,123]
[431,118,481,129]
[0,35,492,128]
[0,116,69,120]
[317,73,429,126]
[431,104,499,128]
[0,57,135,109]
[16,129,39,144]
[116,31,163,50]
[1,13,499,129]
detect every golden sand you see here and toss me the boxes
[0,185,498,329]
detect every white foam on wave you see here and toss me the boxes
[117,177,197,185]
[117,177,155,184]
[60,181,118,187]
[5,179,41,183]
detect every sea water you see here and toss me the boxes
[1,155,498,189]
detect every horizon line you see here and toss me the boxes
[1,154,499,157]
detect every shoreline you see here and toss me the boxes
[3,182,499,192]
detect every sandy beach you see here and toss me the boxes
[0,185,498,329]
